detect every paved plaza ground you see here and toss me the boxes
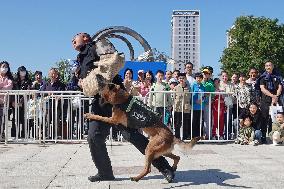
[0,141,284,189]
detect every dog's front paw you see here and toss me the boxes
[84,113,97,120]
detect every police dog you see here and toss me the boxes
[84,83,200,182]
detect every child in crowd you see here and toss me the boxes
[191,72,205,137]
[235,114,254,145]
[139,78,152,104]
[269,112,284,145]
[172,73,191,139]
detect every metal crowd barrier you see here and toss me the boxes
[0,90,238,144]
[145,90,239,141]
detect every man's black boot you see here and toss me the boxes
[161,168,175,183]
[88,174,115,182]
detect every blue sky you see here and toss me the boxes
[1,0,284,77]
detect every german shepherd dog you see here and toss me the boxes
[84,84,200,182]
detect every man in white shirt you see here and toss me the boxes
[185,62,195,88]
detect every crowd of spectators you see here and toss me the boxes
[119,61,284,145]
[0,59,284,145]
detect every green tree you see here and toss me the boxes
[55,59,71,84]
[220,16,284,76]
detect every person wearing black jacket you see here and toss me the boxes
[11,66,32,138]
[259,61,282,143]
[72,32,175,182]
[40,68,67,139]
[239,102,264,145]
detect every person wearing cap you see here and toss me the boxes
[191,72,206,137]
[202,68,215,139]
[137,69,145,82]
[172,73,191,139]
[169,77,178,90]
[133,69,145,94]
[168,78,179,106]
[203,66,214,83]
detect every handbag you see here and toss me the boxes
[224,96,233,107]
[269,103,284,122]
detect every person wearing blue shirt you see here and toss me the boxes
[191,72,206,137]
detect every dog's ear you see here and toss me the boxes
[108,83,116,91]
[107,83,121,93]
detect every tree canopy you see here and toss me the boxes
[220,16,284,76]
[55,59,71,84]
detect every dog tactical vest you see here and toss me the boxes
[115,96,162,129]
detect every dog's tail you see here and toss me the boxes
[174,136,201,154]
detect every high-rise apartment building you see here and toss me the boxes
[171,10,200,72]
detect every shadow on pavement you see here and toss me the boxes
[144,169,252,188]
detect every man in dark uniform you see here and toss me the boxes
[259,61,282,143]
[72,33,175,182]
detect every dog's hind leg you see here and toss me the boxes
[164,153,180,171]
[130,151,154,182]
